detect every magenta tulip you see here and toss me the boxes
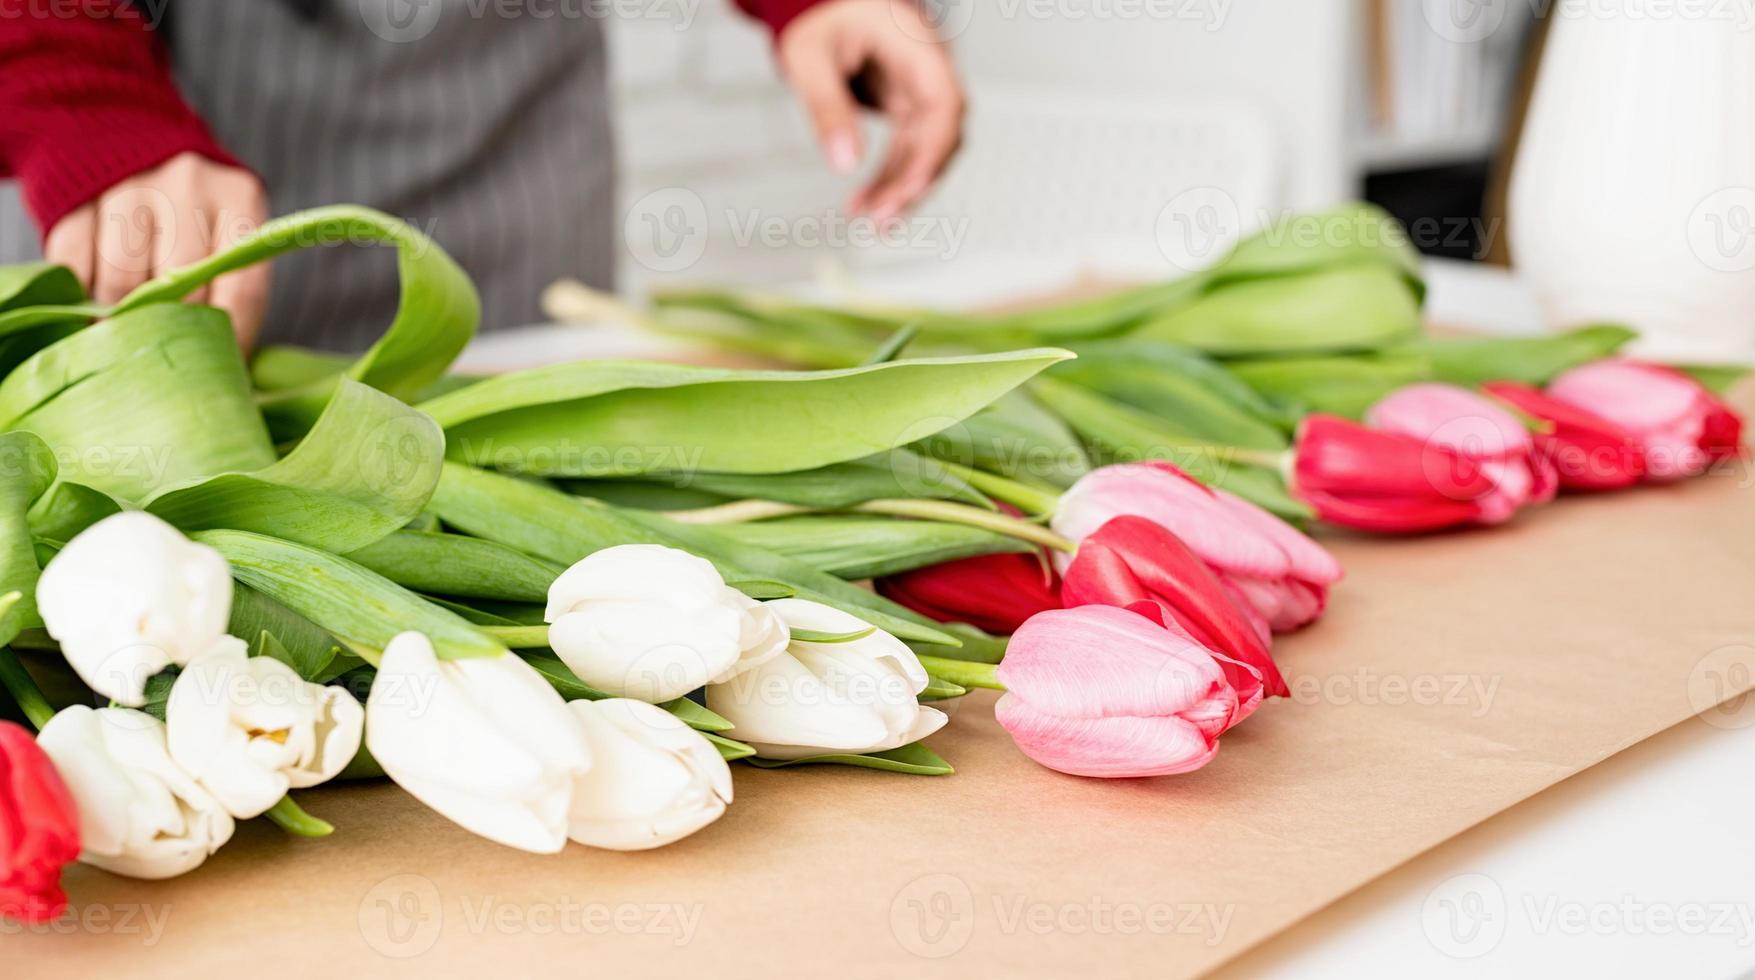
[1364,383,1558,523]
[1050,462,1343,636]
[1545,359,1743,481]
[994,605,1249,778]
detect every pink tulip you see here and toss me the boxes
[1050,462,1342,636]
[995,605,1247,778]
[1365,383,1558,523]
[1546,359,1743,481]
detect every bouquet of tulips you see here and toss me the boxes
[0,205,1201,923]
[0,201,1746,929]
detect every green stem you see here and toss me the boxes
[663,500,812,524]
[0,646,55,730]
[861,323,921,365]
[916,655,1004,691]
[853,499,1077,553]
[932,460,1063,517]
[481,625,552,649]
[265,795,334,837]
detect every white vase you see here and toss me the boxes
[1509,9,1755,362]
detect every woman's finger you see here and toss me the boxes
[42,205,97,294]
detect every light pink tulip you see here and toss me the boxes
[1365,383,1558,523]
[1050,462,1342,636]
[994,605,1246,778]
[1546,359,1743,481]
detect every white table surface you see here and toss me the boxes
[465,257,1755,979]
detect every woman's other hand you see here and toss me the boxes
[778,0,966,222]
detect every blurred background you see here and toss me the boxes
[612,0,1539,301]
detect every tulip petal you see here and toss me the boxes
[1053,462,1290,579]
[1295,414,1495,501]
[1060,517,1288,697]
[875,551,1061,636]
[994,693,1219,778]
[998,606,1228,717]
[1483,381,1645,491]
[1367,382,1535,458]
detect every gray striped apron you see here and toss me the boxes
[0,0,616,351]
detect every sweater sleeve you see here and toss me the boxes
[731,0,830,37]
[0,0,242,239]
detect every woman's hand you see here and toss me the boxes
[44,151,271,350]
[778,0,966,222]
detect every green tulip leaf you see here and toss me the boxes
[418,349,1072,478]
[706,733,757,761]
[1133,262,1422,357]
[1404,324,1638,387]
[711,515,1032,580]
[0,304,276,502]
[114,205,479,434]
[742,741,954,775]
[143,379,443,553]
[229,585,345,682]
[0,432,57,644]
[344,530,563,603]
[195,529,505,662]
[428,463,961,647]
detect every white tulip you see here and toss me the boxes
[705,599,947,761]
[565,698,732,851]
[366,632,591,853]
[544,544,787,703]
[37,511,233,706]
[166,636,364,819]
[36,705,234,879]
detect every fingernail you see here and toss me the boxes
[825,132,859,174]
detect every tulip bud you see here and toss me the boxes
[565,698,731,850]
[996,606,1245,778]
[1365,383,1558,523]
[1482,381,1645,490]
[166,637,365,819]
[704,599,947,760]
[1292,411,1525,533]
[1546,359,1743,481]
[875,551,1061,635]
[1059,515,1278,702]
[545,545,786,703]
[1051,462,1341,635]
[0,720,80,922]
[37,512,233,706]
[36,706,234,879]
[366,632,591,854]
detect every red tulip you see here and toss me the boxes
[1482,381,1645,490]
[1050,461,1342,636]
[1365,383,1558,522]
[0,720,81,923]
[1546,359,1743,481]
[1292,414,1503,532]
[875,551,1061,636]
[1059,515,1284,700]
[995,605,1250,778]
